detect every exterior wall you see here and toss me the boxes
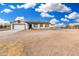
[31,24,51,29]
[31,24,34,29]
[43,24,45,28]
[11,24,13,30]
[25,23,29,30]
[32,24,39,29]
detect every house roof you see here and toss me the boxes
[10,21,51,24]
[26,21,51,24]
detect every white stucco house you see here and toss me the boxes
[10,17,54,30]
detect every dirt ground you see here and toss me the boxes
[0,29,79,56]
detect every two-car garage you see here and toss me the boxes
[11,23,29,30]
[13,24,26,30]
[10,17,29,30]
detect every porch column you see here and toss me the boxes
[25,23,29,30]
[11,24,13,30]
[43,24,45,28]
[38,24,40,29]
[32,24,34,29]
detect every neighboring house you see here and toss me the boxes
[10,19,54,30]
[66,24,79,29]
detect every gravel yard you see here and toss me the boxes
[0,29,79,56]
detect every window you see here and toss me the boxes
[34,24,38,28]
[45,24,49,27]
[40,24,43,27]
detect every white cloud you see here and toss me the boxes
[50,18,59,24]
[17,3,36,9]
[69,23,79,26]
[68,12,79,19]
[15,17,25,21]
[61,18,69,22]
[0,3,5,5]
[56,23,66,27]
[17,5,22,8]
[0,18,10,25]
[35,3,71,13]
[1,8,12,13]
[0,18,5,23]
[75,19,79,22]
[65,15,68,18]
[40,12,54,18]
[9,5,16,9]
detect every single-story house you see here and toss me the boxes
[10,19,54,30]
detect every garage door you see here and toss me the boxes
[13,25,25,30]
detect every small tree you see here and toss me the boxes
[0,24,3,28]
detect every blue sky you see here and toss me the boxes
[0,3,79,25]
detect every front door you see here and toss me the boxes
[29,24,32,29]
